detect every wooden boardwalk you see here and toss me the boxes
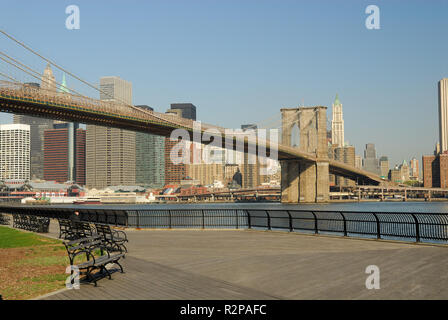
[39,222,448,300]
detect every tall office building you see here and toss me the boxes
[164,105,196,185]
[0,124,30,180]
[422,155,436,187]
[170,103,196,121]
[134,105,165,188]
[13,114,53,180]
[41,63,57,92]
[187,143,225,186]
[239,124,261,188]
[43,124,85,184]
[410,158,419,180]
[75,128,86,186]
[379,156,389,179]
[439,79,448,152]
[13,77,55,180]
[422,154,448,188]
[54,73,79,182]
[331,145,355,187]
[331,94,345,147]
[399,160,410,182]
[86,76,136,188]
[355,155,362,169]
[362,143,380,175]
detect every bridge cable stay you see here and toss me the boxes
[0,52,90,99]
[0,29,264,139]
[0,29,285,149]
[0,70,20,83]
[0,51,191,130]
[0,29,272,136]
[0,29,178,124]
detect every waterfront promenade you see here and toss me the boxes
[37,220,448,300]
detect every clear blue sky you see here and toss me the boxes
[0,0,447,168]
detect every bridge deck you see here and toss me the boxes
[39,222,448,300]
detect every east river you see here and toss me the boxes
[35,201,448,213]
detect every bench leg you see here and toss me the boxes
[100,265,112,280]
[114,261,124,273]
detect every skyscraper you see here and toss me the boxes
[331,145,355,187]
[362,143,380,175]
[41,63,57,92]
[43,123,85,184]
[164,137,188,185]
[13,71,55,180]
[410,158,419,180]
[164,105,196,185]
[55,73,79,182]
[355,155,362,169]
[86,76,136,188]
[331,94,344,147]
[170,103,197,121]
[439,79,448,152]
[0,124,30,180]
[379,156,389,179]
[239,124,261,188]
[13,114,53,180]
[135,106,165,188]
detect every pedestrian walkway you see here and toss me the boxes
[35,220,448,300]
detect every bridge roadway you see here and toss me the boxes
[38,220,448,300]
[0,81,382,185]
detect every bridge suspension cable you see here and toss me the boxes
[0,29,197,128]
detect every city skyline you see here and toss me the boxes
[0,1,447,168]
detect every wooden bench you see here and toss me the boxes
[58,219,73,240]
[13,214,50,233]
[58,219,95,240]
[0,213,10,226]
[94,223,128,253]
[64,235,125,287]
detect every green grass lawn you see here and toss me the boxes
[0,226,69,300]
[0,226,60,248]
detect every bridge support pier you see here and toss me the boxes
[280,160,329,203]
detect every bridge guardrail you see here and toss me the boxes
[1,206,448,244]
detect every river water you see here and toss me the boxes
[37,201,448,213]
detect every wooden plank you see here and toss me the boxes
[38,228,448,300]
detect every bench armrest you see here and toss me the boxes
[112,230,128,241]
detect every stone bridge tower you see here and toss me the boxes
[280,106,329,203]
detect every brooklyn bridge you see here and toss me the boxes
[0,30,384,203]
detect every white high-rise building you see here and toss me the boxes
[439,78,448,152]
[331,94,345,147]
[0,124,30,180]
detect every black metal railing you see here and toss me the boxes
[1,206,448,244]
[244,209,448,243]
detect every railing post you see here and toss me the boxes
[168,210,172,229]
[246,210,251,229]
[125,211,129,227]
[311,211,318,234]
[235,210,239,229]
[340,212,347,236]
[373,213,381,239]
[411,213,420,242]
[286,210,293,232]
[201,209,205,229]
[136,211,140,229]
[266,210,271,230]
